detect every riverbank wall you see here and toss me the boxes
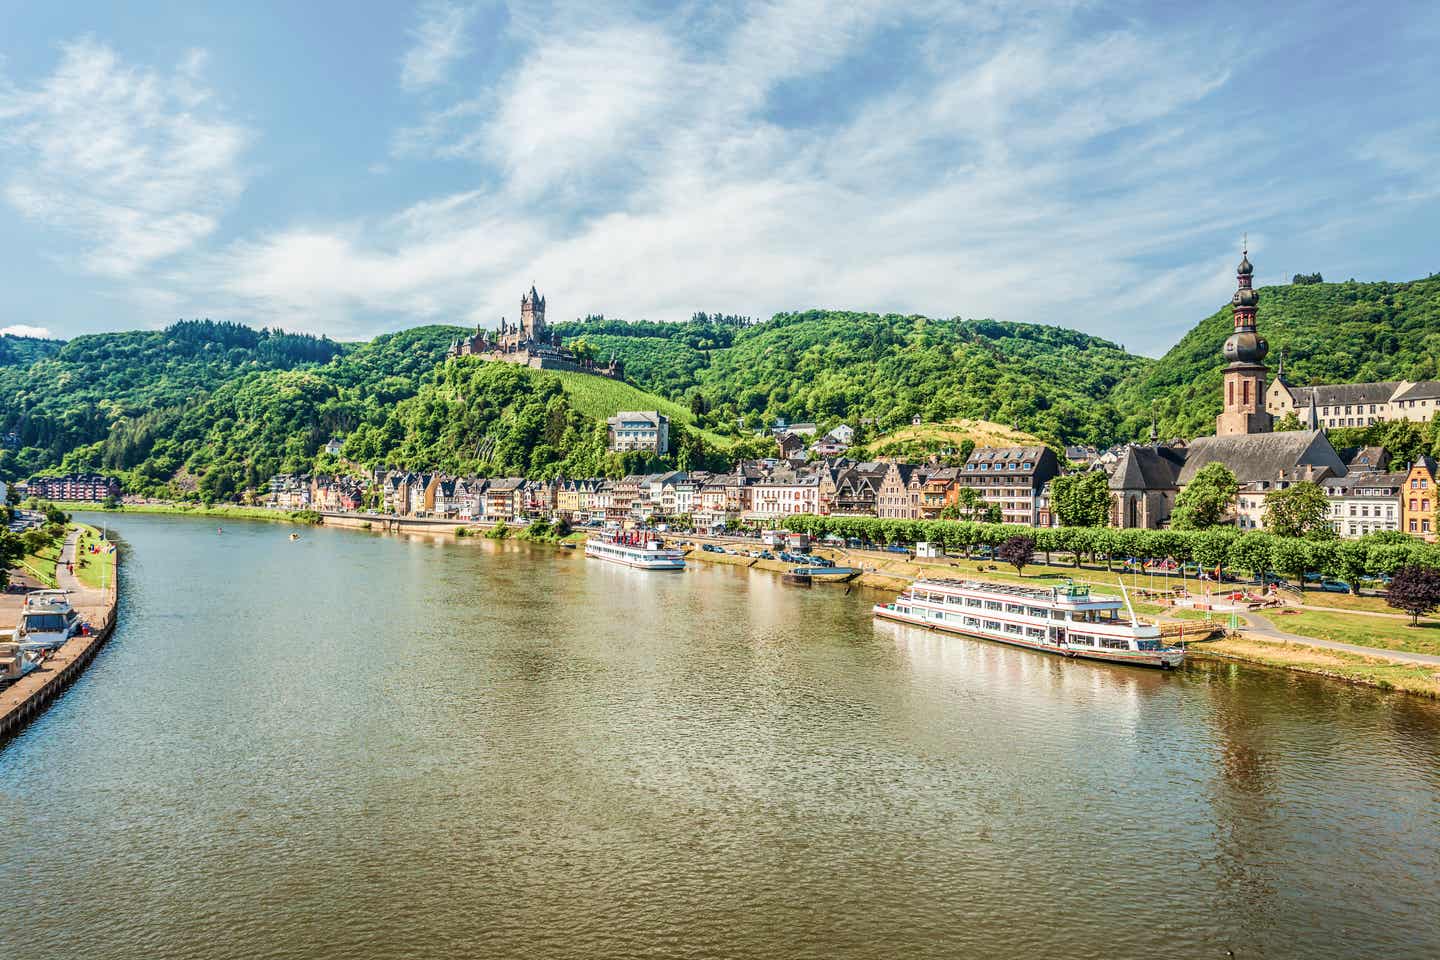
[1,534,119,742]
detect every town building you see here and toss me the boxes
[27,474,122,502]
[607,411,670,455]
[1404,456,1438,541]
[1323,472,1404,538]
[323,437,343,456]
[956,446,1060,526]
[1268,375,1440,429]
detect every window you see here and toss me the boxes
[965,597,981,608]
[984,600,1002,611]
[1069,634,1092,646]
[1004,623,1023,635]
[1004,603,1024,614]
[1100,637,1130,651]
[983,620,1001,632]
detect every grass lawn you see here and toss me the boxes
[71,523,117,591]
[1266,608,1440,658]
[18,537,63,587]
[1194,634,1440,698]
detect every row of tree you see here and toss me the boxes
[777,514,1440,592]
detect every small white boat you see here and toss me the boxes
[875,577,1184,669]
[15,590,82,652]
[585,530,685,570]
[0,632,40,683]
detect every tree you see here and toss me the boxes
[1050,471,1111,527]
[940,486,1000,523]
[1292,272,1323,285]
[1172,463,1237,530]
[1385,565,1440,625]
[997,535,1035,576]
[0,531,22,589]
[1274,411,1304,432]
[1263,481,1333,539]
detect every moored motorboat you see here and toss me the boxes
[15,590,82,652]
[0,639,40,684]
[874,577,1184,669]
[782,569,812,586]
[793,565,861,582]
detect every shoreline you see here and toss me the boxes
[1,524,121,742]
[54,504,1440,699]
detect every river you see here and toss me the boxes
[2,513,1438,959]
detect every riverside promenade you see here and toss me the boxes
[0,528,119,741]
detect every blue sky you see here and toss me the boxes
[0,0,1436,355]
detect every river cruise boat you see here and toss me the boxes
[15,589,82,652]
[585,530,686,570]
[874,578,1184,669]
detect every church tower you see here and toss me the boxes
[1216,246,1272,436]
[520,285,547,340]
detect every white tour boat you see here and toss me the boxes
[874,578,1184,669]
[15,589,83,652]
[585,530,686,570]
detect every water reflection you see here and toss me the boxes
[0,514,1436,960]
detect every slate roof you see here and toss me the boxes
[1286,381,1399,408]
[1107,444,1187,491]
[1178,430,1346,486]
[1390,380,1440,402]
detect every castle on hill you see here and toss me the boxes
[449,286,624,380]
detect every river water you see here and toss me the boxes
[2,514,1438,959]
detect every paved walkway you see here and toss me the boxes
[55,528,110,615]
[1240,610,1440,667]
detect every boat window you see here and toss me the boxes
[1069,634,1092,646]
[1004,623,1023,635]
[1136,640,1161,651]
[984,601,1002,611]
[22,613,69,632]
[966,598,982,608]
[983,620,1001,631]
[1004,603,1024,614]
[1100,637,1130,651]
[1027,606,1048,618]
[964,617,980,628]
[1025,627,1047,639]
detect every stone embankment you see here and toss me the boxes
[1,529,119,741]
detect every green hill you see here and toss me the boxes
[0,334,64,368]
[1111,274,1440,440]
[356,359,725,480]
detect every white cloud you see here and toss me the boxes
[126,1,1436,355]
[0,38,249,278]
[1,324,55,339]
[401,1,477,91]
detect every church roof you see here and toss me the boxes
[1178,430,1346,486]
[1107,444,1186,491]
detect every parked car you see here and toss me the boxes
[1317,580,1351,593]
[885,545,909,554]
[758,551,775,560]
[702,543,722,553]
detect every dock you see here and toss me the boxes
[0,529,119,742]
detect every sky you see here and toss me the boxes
[0,0,1436,356]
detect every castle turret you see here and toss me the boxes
[1216,245,1272,436]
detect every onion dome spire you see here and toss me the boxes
[1223,238,1268,366]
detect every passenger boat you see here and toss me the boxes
[782,569,813,587]
[874,578,1184,669]
[15,590,82,652]
[584,530,686,570]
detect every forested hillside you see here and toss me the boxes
[1112,275,1440,439]
[353,359,723,480]
[6,272,1440,499]
[0,334,64,367]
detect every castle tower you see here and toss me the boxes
[1216,246,1272,436]
[520,285,547,340]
